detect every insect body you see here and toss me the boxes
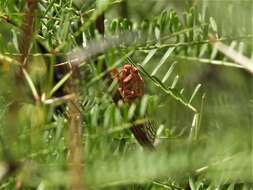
[113,64,144,103]
[113,64,156,149]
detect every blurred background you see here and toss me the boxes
[0,0,252,189]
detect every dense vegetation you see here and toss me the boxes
[0,0,252,189]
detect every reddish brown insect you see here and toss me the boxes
[112,64,156,149]
[112,64,144,103]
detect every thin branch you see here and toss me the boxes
[66,64,85,190]
[209,35,253,74]
[19,0,37,67]
[172,55,244,68]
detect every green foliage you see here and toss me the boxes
[0,0,252,190]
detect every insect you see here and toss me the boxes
[112,64,144,103]
[112,64,156,149]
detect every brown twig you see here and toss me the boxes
[2,2,38,188]
[19,0,37,67]
[15,0,38,95]
[95,13,105,35]
[66,64,85,190]
[118,0,128,18]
